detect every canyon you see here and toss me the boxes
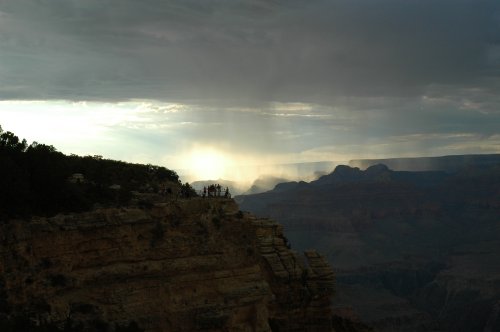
[237,162,500,331]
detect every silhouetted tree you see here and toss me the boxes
[0,125,179,218]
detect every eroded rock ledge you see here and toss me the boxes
[0,198,335,331]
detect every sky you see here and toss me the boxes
[0,0,499,183]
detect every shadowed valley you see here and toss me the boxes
[237,160,500,331]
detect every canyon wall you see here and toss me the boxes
[0,198,335,331]
[238,164,500,331]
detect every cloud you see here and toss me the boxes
[0,0,498,105]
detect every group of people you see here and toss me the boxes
[203,184,231,198]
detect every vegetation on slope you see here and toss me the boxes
[0,125,179,218]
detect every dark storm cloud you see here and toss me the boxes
[0,0,498,104]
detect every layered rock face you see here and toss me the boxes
[0,198,335,331]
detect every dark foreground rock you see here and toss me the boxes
[0,198,336,331]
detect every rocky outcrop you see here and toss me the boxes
[251,216,335,331]
[0,198,335,331]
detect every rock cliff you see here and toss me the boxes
[0,197,335,331]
